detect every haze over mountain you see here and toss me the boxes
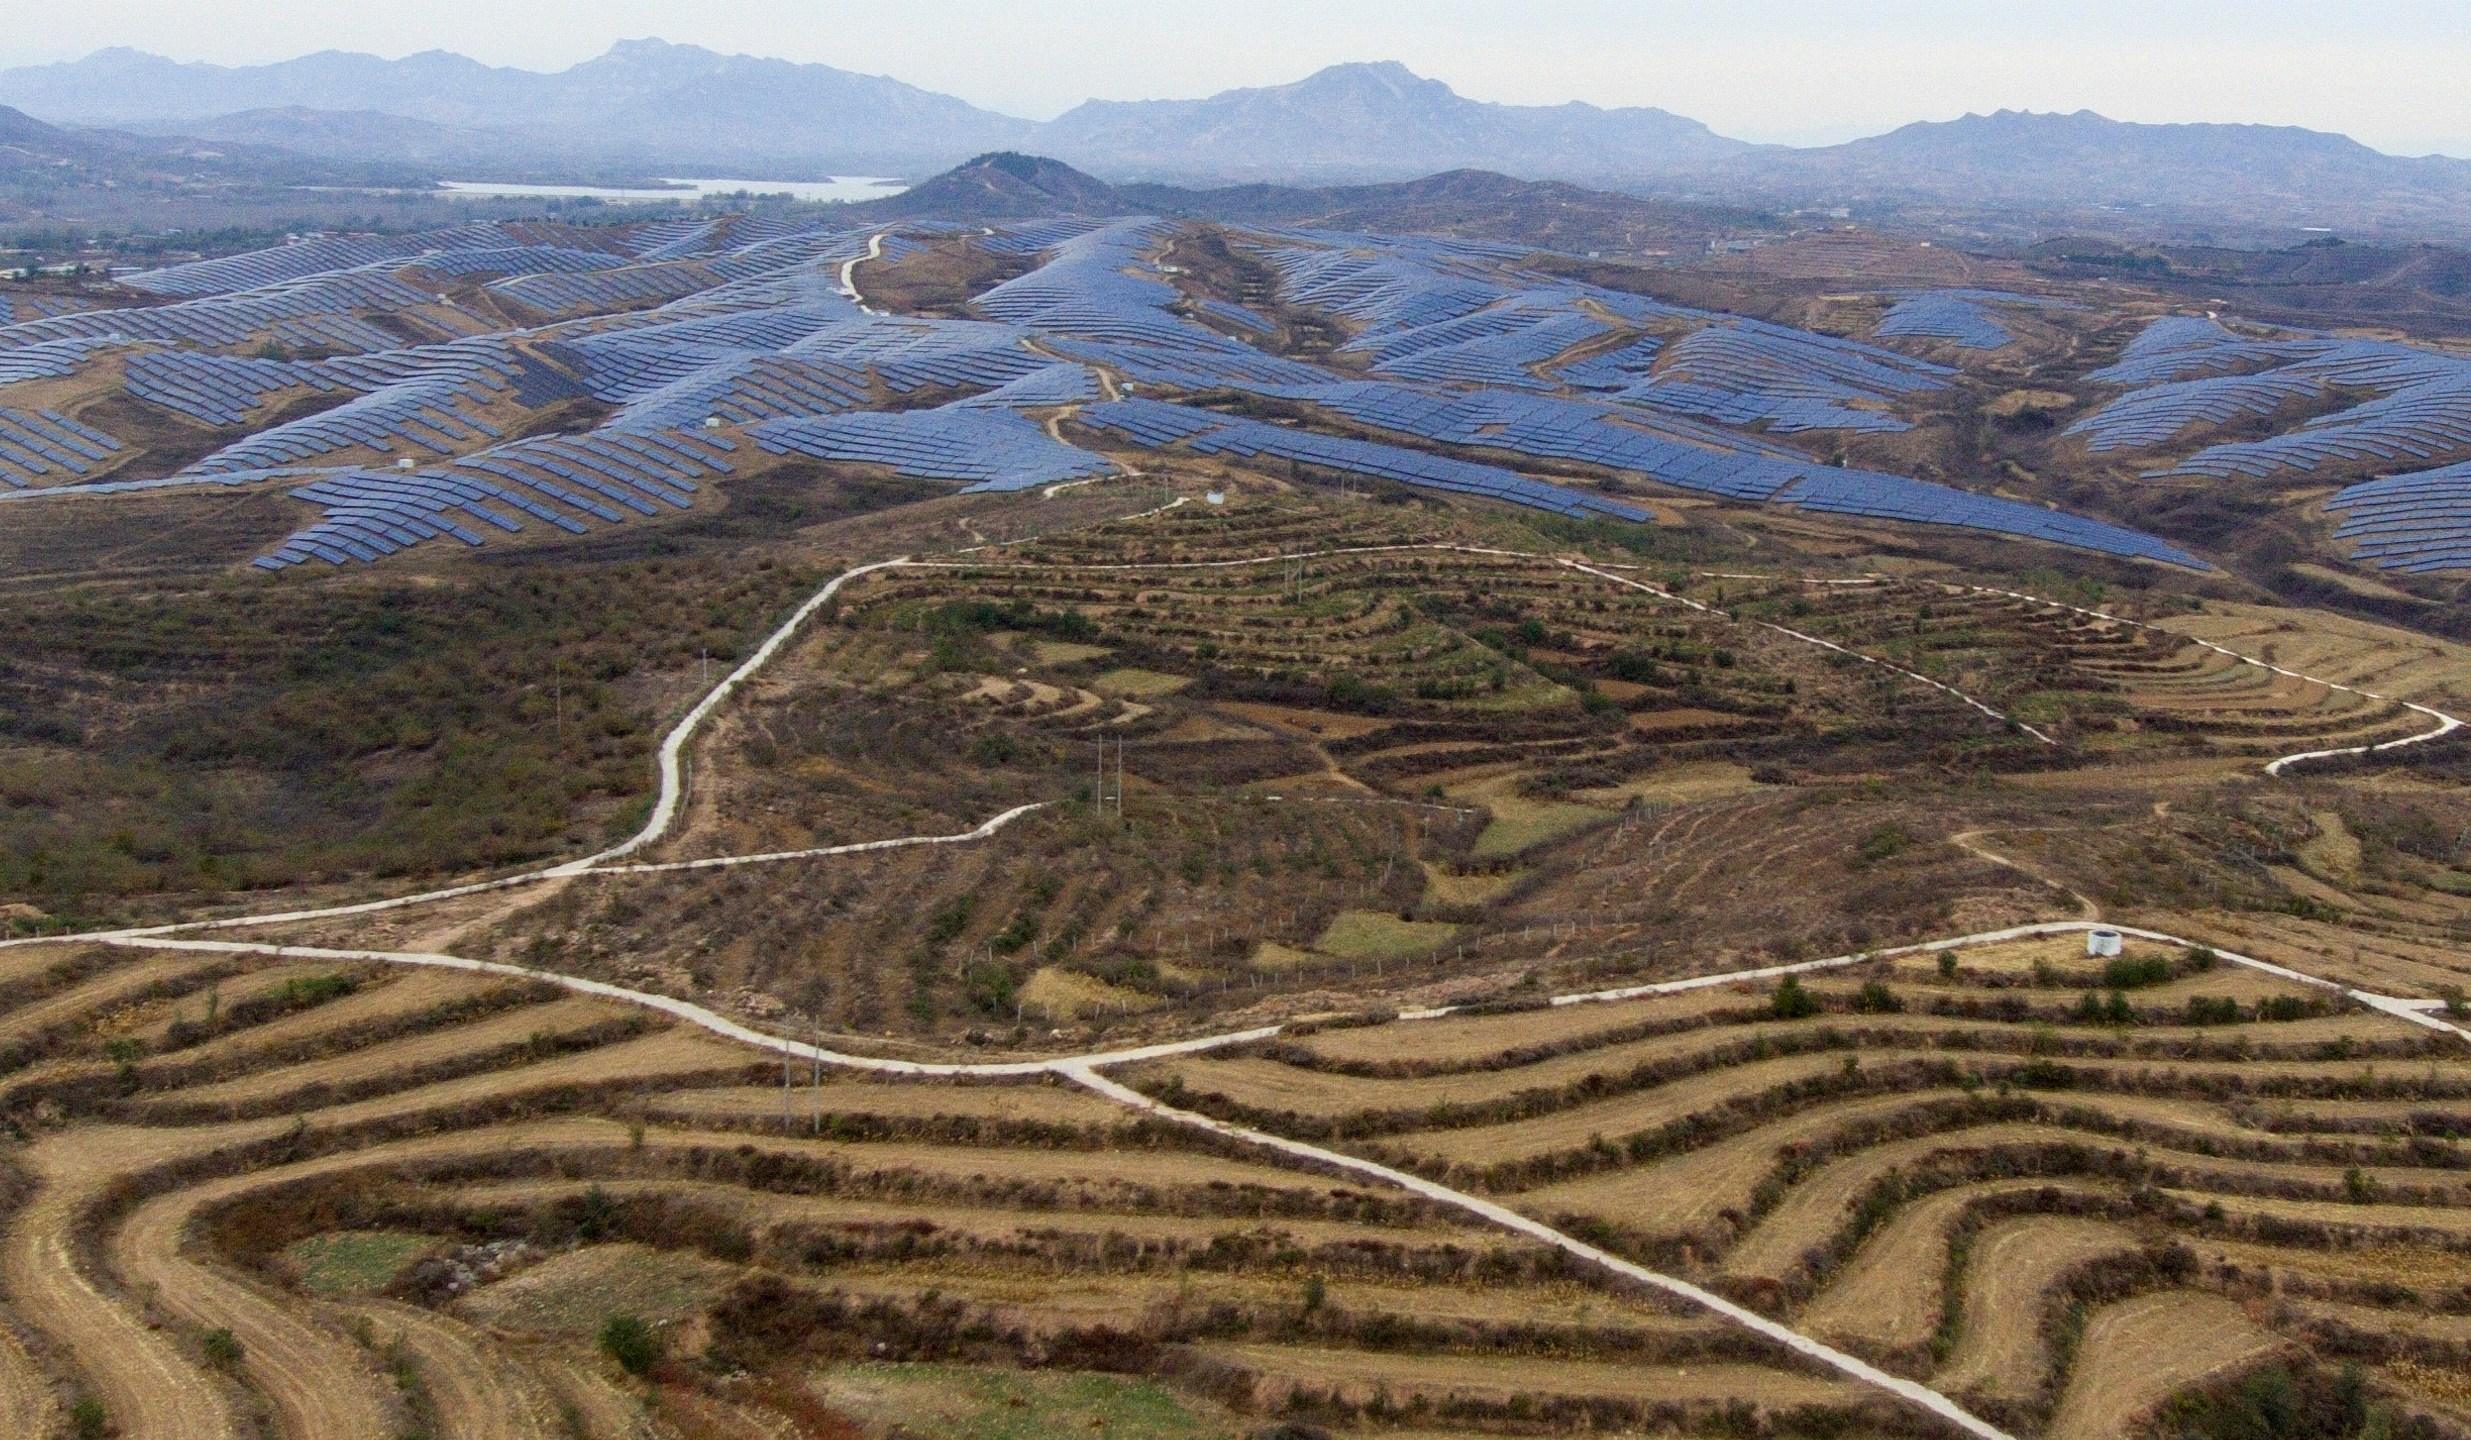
[6,41,2471,240]
[0,101,418,191]
[1033,60,1752,183]
[0,40,1033,175]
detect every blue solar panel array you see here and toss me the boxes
[2066,369,2327,452]
[2324,460,2471,573]
[948,362,1104,409]
[2072,316,2471,484]
[1078,397,1646,520]
[973,220,1335,391]
[0,266,444,361]
[119,221,655,298]
[124,350,331,426]
[0,336,115,385]
[1552,335,1666,390]
[1874,294,2010,349]
[1777,469,2195,563]
[2082,317,2326,388]
[750,405,1115,491]
[0,294,92,325]
[253,427,733,569]
[1872,289,2078,351]
[1614,321,1949,433]
[0,207,2210,572]
[0,407,121,488]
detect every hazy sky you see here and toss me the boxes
[14,1,2471,156]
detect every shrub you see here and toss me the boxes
[2185,996,2243,1026]
[1852,824,1910,867]
[1853,980,1901,1014]
[70,1394,106,1440]
[2157,1360,2432,1440]
[1771,976,1819,1020]
[2102,954,2175,989]
[201,1327,243,1369]
[599,1313,662,1376]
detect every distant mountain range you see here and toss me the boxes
[6,41,2471,240]
[0,41,1033,175]
[0,102,419,192]
[862,153,1772,262]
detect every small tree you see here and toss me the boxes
[1853,979,1901,1014]
[599,1314,662,1376]
[200,1327,243,1369]
[1771,975,1819,1020]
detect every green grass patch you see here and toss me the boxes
[1454,775,1611,857]
[1421,862,1527,907]
[456,1242,732,1336]
[1089,667,1190,698]
[1029,639,1114,666]
[815,1362,1235,1440]
[1315,908,1458,960]
[285,1231,435,1297]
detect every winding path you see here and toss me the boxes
[14,536,2431,956]
[8,520,2465,1434]
[1946,581,2464,774]
[837,230,887,314]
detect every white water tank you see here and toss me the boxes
[2086,928,2124,958]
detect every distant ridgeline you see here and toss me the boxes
[0,210,2261,570]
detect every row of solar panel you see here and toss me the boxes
[2323,460,2471,573]
[253,426,732,567]
[748,405,1115,490]
[0,407,122,487]
[2066,369,2325,451]
[0,268,437,356]
[122,219,652,298]
[1079,397,1641,521]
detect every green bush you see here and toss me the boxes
[2258,995,2326,1022]
[201,1326,243,1368]
[598,1313,662,1376]
[2102,954,2175,989]
[1853,979,1901,1014]
[1771,975,1819,1020]
[2157,1361,2430,1440]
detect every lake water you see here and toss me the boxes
[438,176,908,203]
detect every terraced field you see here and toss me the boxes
[465,492,2469,1037]
[6,911,2471,1440]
